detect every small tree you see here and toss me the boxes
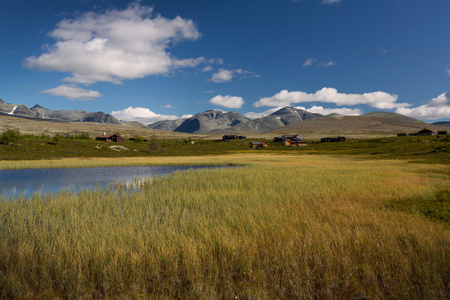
[0,129,21,145]
[77,132,91,140]
[53,134,62,146]
[134,136,144,144]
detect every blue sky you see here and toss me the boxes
[1,0,449,124]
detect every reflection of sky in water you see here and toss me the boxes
[0,166,218,199]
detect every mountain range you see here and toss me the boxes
[0,99,121,124]
[1,98,448,137]
[147,106,322,134]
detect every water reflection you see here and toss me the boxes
[0,165,221,199]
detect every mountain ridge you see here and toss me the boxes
[1,98,448,137]
[0,99,121,124]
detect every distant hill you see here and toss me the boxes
[431,121,450,127]
[172,110,250,134]
[0,113,199,139]
[268,111,442,138]
[0,99,121,125]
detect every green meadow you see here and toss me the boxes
[1,152,449,299]
[0,130,449,164]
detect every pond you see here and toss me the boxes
[0,165,222,200]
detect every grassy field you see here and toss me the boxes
[1,130,449,164]
[1,154,449,299]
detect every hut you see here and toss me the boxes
[414,128,435,136]
[96,133,126,142]
[281,140,291,146]
[250,141,269,149]
[398,128,439,137]
[223,135,247,141]
[321,136,346,142]
[274,134,303,143]
[290,140,308,146]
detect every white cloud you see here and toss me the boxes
[254,87,410,109]
[209,95,244,109]
[203,65,213,72]
[244,107,286,119]
[207,58,224,65]
[24,1,202,86]
[395,92,450,120]
[111,106,186,124]
[295,105,362,116]
[244,105,361,119]
[302,58,336,68]
[210,68,257,83]
[211,69,233,83]
[446,69,450,76]
[172,57,206,68]
[303,57,317,67]
[162,104,175,108]
[42,84,102,100]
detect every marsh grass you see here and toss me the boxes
[1,155,449,299]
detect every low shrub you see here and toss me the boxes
[0,129,21,145]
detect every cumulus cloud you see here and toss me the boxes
[42,84,102,100]
[24,1,203,87]
[295,105,362,116]
[254,87,410,110]
[111,106,190,124]
[395,92,450,120]
[210,69,234,83]
[203,65,213,72]
[209,95,244,109]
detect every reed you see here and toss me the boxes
[0,155,449,299]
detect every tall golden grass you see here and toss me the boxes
[1,155,449,299]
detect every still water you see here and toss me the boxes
[0,165,218,199]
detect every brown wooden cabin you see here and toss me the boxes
[281,140,291,146]
[321,136,346,142]
[96,133,126,142]
[413,128,435,136]
[223,135,246,141]
[290,140,308,146]
[250,141,269,149]
[398,128,437,137]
